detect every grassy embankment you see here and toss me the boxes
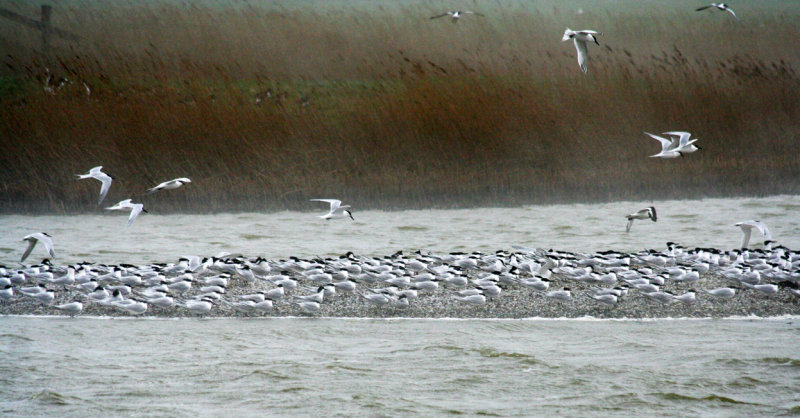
[1,1,798,213]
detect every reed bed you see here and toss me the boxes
[1,1,798,213]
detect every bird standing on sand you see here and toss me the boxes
[55,301,83,317]
[21,232,56,262]
[696,3,738,19]
[76,166,113,205]
[561,28,602,73]
[626,207,657,232]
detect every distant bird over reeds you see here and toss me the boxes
[696,3,738,20]
[146,178,192,195]
[645,131,701,159]
[663,131,701,155]
[561,28,602,73]
[77,166,113,205]
[429,10,484,22]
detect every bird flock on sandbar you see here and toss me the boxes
[3,242,800,317]
[5,2,797,318]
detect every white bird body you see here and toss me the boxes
[429,10,484,21]
[453,294,486,305]
[594,287,627,298]
[310,199,354,220]
[734,220,771,249]
[562,28,601,73]
[673,291,697,305]
[55,301,83,316]
[146,178,191,194]
[184,298,214,314]
[264,285,285,301]
[413,280,438,292]
[115,299,148,315]
[254,300,274,312]
[232,300,256,313]
[591,294,618,305]
[333,280,357,292]
[32,289,55,304]
[361,292,391,307]
[18,283,45,295]
[644,291,675,304]
[167,279,192,294]
[149,295,175,308]
[21,232,56,262]
[706,287,736,299]
[645,132,681,158]
[634,283,660,294]
[106,199,148,227]
[663,131,701,154]
[294,287,325,304]
[546,288,571,301]
[293,300,320,313]
[743,282,778,295]
[77,166,113,205]
[520,278,550,291]
[696,3,738,19]
[89,287,110,301]
[645,131,701,158]
[626,207,657,232]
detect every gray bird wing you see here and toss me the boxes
[97,174,112,205]
[20,239,37,262]
[573,39,589,73]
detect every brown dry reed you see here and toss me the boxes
[1,1,799,213]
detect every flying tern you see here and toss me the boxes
[626,206,657,232]
[21,232,55,262]
[77,166,113,205]
[663,131,701,154]
[696,3,737,19]
[561,28,602,73]
[734,220,771,249]
[645,132,682,158]
[146,178,191,195]
[429,10,484,22]
[106,199,148,227]
[310,199,354,220]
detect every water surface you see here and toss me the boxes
[1,316,799,416]
[1,196,797,265]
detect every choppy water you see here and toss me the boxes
[1,195,799,265]
[1,316,799,416]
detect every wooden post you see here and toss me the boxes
[0,4,80,55]
[40,5,52,55]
